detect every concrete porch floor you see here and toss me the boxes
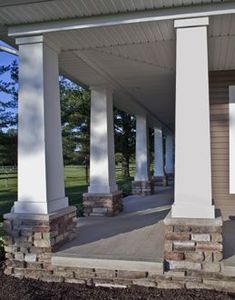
[52,187,173,271]
[52,186,235,273]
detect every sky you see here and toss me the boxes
[0,40,17,71]
[0,40,18,86]
[0,40,18,132]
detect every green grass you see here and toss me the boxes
[0,165,135,222]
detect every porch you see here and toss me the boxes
[2,0,235,292]
[51,186,235,281]
[52,187,173,267]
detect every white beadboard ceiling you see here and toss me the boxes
[0,1,234,129]
[0,0,228,25]
[52,14,235,129]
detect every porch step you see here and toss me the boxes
[90,207,108,216]
[52,256,164,274]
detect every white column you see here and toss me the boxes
[135,115,149,181]
[88,86,118,194]
[229,86,235,194]
[172,17,214,219]
[165,135,174,174]
[154,127,164,177]
[15,36,68,214]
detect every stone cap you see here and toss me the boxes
[83,191,122,197]
[4,206,77,221]
[163,210,223,227]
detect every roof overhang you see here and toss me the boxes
[3,1,235,133]
[8,1,235,37]
[0,0,53,7]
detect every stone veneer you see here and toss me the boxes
[4,258,235,293]
[161,211,235,291]
[3,207,235,293]
[132,181,153,196]
[163,212,223,272]
[3,206,77,279]
[83,191,123,216]
[166,173,174,185]
[151,176,168,193]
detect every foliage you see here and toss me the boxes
[60,78,136,180]
[0,60,18,166]
[60,77,90,174]
[0,60,18,129]
[0,129,17,166]
[0,165,135,222]
[114,109,136,177]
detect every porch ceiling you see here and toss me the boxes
[47,14,235,130]
[0,0,229,24]
[1,1,235,130]
[55,20,175,129]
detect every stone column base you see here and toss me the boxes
[132,181,153,196]
[166,173,174,185]
[163,211,223,275]
[152,176,168,191]
[3,206,77,278]
[83,191,123,217]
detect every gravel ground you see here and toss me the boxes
[0,271,234,300]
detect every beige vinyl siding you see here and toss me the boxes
[210,70,235,220]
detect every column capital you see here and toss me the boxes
[16,35,60,53]
[153,123,162,131]
[174,17,209,28]
[154,127,162,135]
[90,84,114,93]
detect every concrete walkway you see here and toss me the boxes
[52,187,173,269]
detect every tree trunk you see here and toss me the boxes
[122,154,130,178]
[85,155,89,184]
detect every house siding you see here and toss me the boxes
[210,70,235,220]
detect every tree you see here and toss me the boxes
[0,60,18,165]
[0,60,18,129]
[114,109,136,177]
[60,77,90,182]
[0,128,17,166]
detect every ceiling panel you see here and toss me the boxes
[0,0,228,26]
[54,13,235,129]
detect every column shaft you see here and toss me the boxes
[15,36,68,214]
[172,17,214,218]
[135,115,149,181]
[88,87,117,193]
[165,135,174,175]
[154,127,164,177]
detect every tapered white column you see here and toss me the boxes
[88,86,118,194]
[154,127,164,177]
[165,135,174,174]
[172,17,214,219]
[135,115,149,181]
[15,36,68,214]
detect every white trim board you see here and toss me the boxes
[8,2,235,37]
[229,86,235,194]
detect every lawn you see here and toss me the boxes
[0,165,135,222]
